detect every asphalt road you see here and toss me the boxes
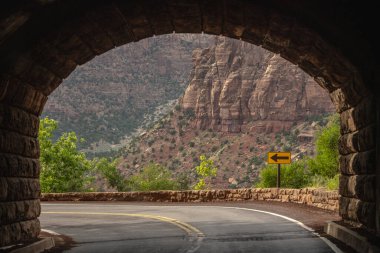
[40,203,339,253]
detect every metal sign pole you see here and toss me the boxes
[277,164,281,188]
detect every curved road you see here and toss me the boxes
[40,203,339,253]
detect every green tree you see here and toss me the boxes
[39,117,93,193]
[193,155,218,190]
[128,163,179,191]
[93,157,127,191]
[307,114,340,178]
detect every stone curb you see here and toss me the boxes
[324,221,380,253]
[10,237,55,253]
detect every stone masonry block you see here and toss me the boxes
[357,201,376,230]
[30,41,77,79]
[17,59,62,95]
[339,175,375,201]
[116,2,155,40]
[0,199,40,224]
[262,13,294,54]
[330,82,362,113]
[74,15,115,55]
[54,32,96,65]
[200,0,223,35]
[0,219,40,246]
[0,130,39,158]
[339,196,359,222]
[338,126,375,155]
[88,4,136,46]
[0,177,40,201]
[0,104,39,137]
[339,150,375,175]
[1,78,47,115]
[281,24,314,65]
[340,98,374,134]
[338,132,357,155]
[242,4,269,45]
[323,54,356,89]
[0,153,40,178]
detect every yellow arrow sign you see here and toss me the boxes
[268,152,291,164]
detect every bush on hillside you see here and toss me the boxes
[127,163,179,191]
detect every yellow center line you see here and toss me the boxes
[42,211,204,237]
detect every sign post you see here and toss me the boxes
[267,152,291,188]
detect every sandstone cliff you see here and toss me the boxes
[182,37,334,133]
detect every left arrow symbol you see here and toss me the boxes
[270,154,289,162]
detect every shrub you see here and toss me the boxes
[222,140,229,145]
[127,163,179,191]
[327,174,339,190]
[183,108,195,119]
[147,138,155,146]
[94,158,127,191]
[174,104,181,111]
[193,155,218,190]
[307,114,340,178]
[255,160,310,188]
[211,146,218,152]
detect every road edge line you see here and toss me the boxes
[219,206,343,253]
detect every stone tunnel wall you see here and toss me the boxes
[41,188,339,212]
[0,0,378,247]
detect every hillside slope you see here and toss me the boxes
[117,37,334,189]
[42,34,212,152]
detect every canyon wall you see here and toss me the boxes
[182,37,335,133]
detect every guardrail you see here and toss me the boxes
[41,188,339,212]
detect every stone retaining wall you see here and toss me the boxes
[41,188,339,212]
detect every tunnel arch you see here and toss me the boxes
[0,0,378,246]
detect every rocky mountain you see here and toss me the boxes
[182,36,334,133]
[117,36,335,189]
[43,34,333,159]
[42,34,213,153]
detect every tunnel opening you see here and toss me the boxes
[0,0,378,247]
[40,33,336,193]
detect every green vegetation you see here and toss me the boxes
[193,155,218,190]
[326,174,339,190]
[255,114,340,190]
[127,163,179,191]
[40,117,128,193]
[40,118,192,193]
[307,114,340,178]
[93,157,127,191]
[39,117,93,193]
[177,172,191,190]
[255,160,310,188]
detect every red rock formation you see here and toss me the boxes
[182,37,335,133]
